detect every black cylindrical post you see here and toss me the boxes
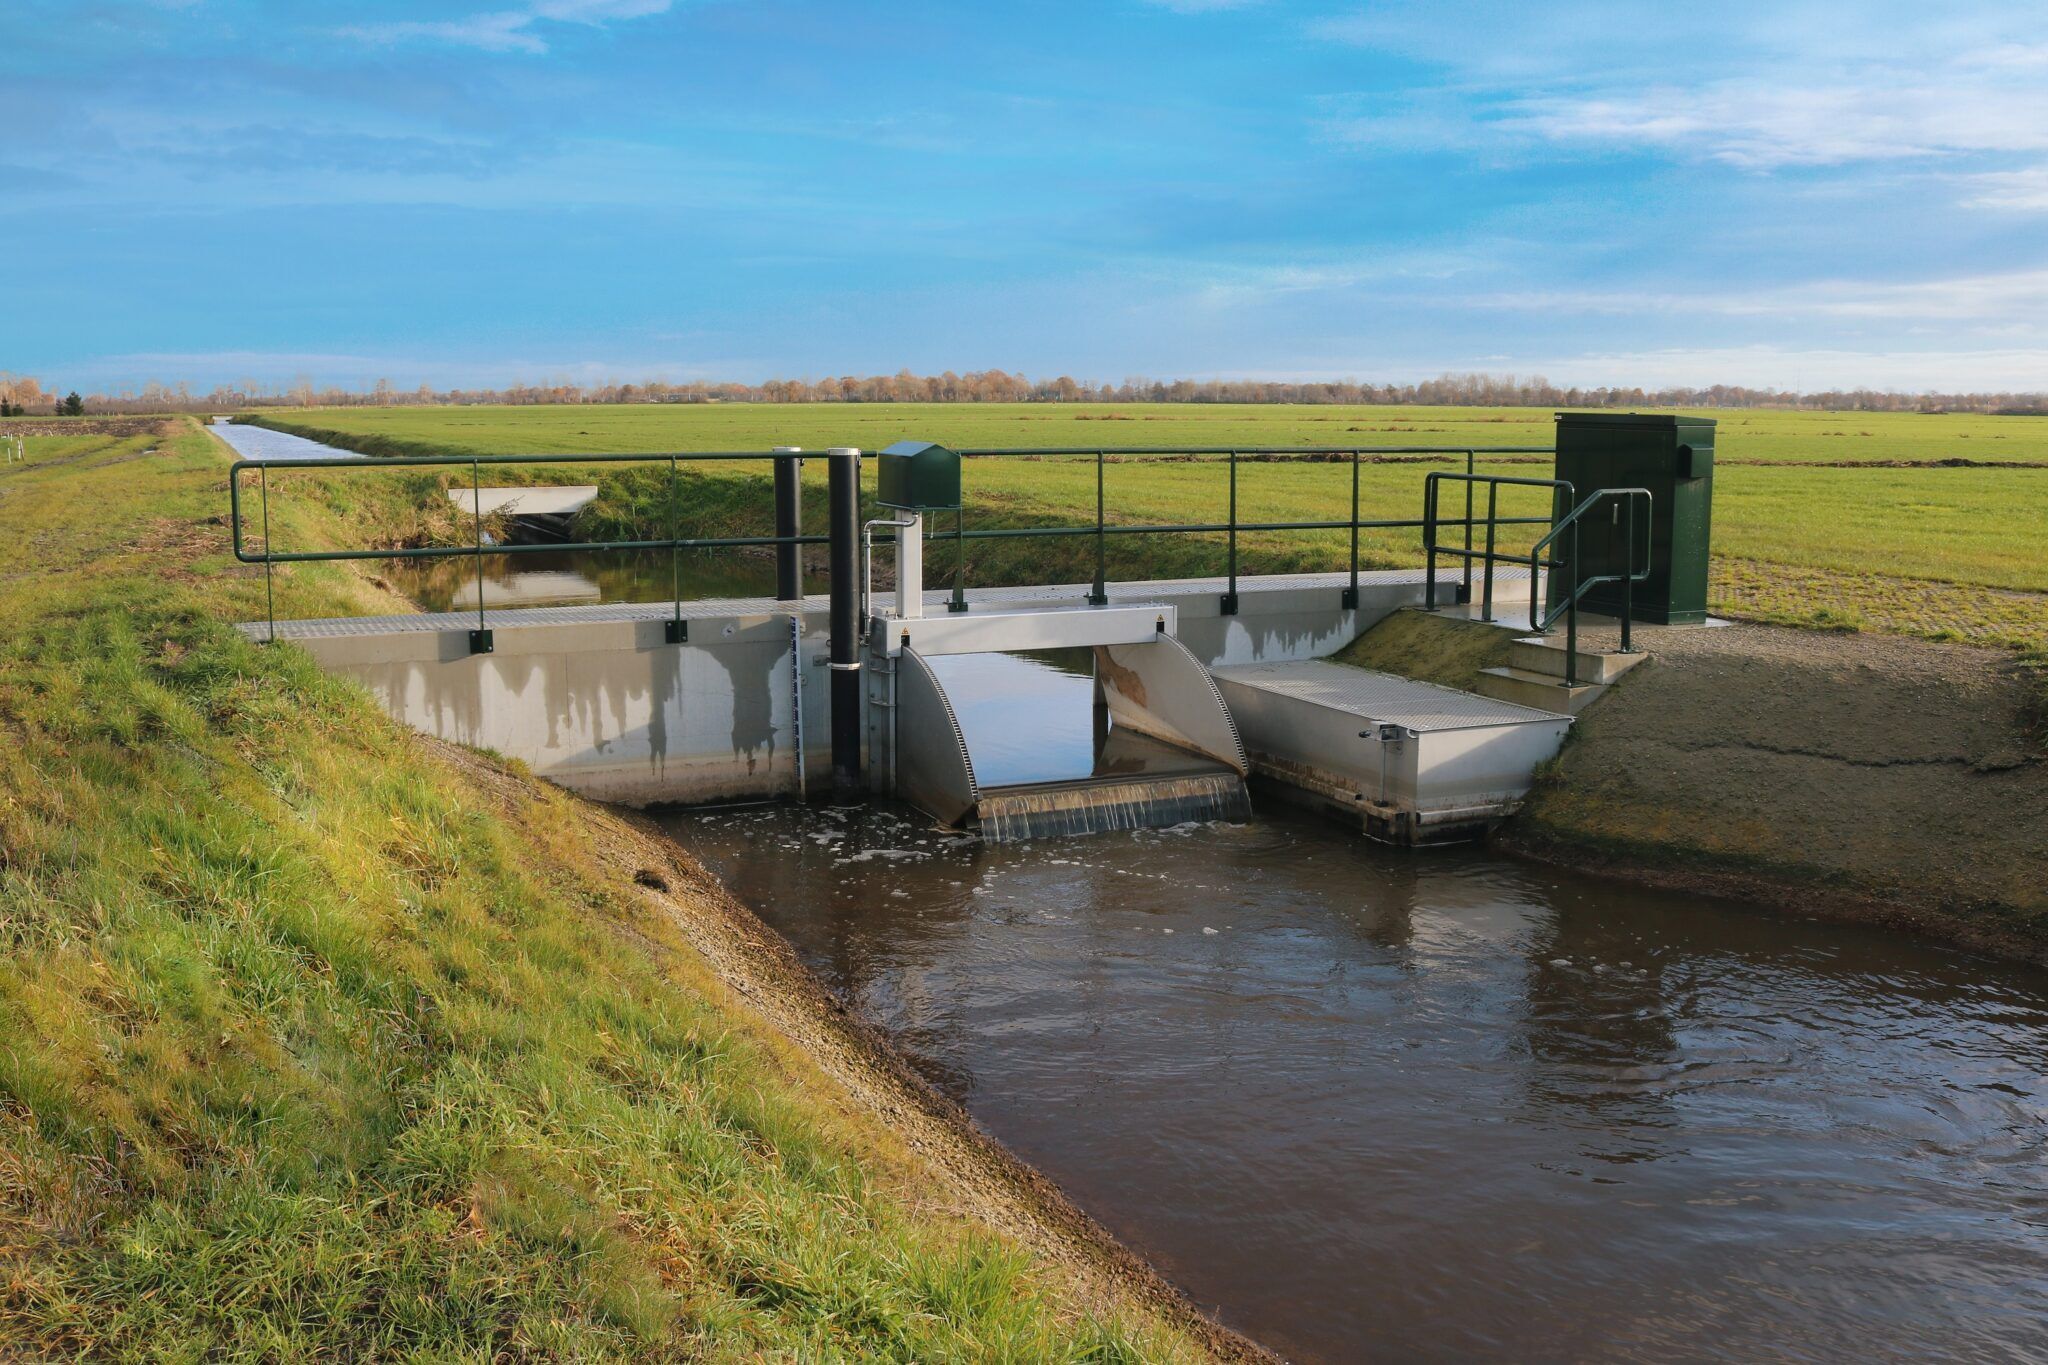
[1089,449,1107,605]
[260,465,276,643]
[773,446,803,601]
[1481,482,1499,622]
[1222,450,1239,615]
[1462,449,1475,602]
[1344,449,1359,609]
[827,447,863,799]
[1423,473,1439,611]
[1620,495,1636,654]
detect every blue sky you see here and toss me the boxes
[7,0,2048,393]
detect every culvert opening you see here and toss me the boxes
[921,648,1250,840]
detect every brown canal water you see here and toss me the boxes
[378,549,778,613]
[660,800,2048,1361]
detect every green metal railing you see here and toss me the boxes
[229,444,1555,649]
[1422,471,1653,684]
[230,450,835,652]
[951,446,1553,612]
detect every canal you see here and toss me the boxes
[208,418,762,610]
[218,418,2048,1361]
[663,801,2048,1362]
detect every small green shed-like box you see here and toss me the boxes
[876,440,962,512]
[1545,412,1715,625]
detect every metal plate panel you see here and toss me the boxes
[1210,659,1566,732]
[1097,635,1249,774]
[893,647,979,826]
[884,604,1174,657]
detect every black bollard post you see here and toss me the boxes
[772,446,802,601]
[827,447,863,800]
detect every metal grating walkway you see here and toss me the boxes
[1210,659,1565,732]
[240,566,1523,641]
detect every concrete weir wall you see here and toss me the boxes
[267,602,832,805]
[253,569,1462,807]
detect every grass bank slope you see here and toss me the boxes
[249,406,2048,652]
[1513,624,2048,960]
[1336,609,2048,959]
[0,421,1249,1360]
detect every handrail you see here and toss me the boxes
[228,444,1557,650]
[1422,472,1654,686]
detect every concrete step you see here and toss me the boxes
[1474,666,1606,716]
[1509,637,1648,685]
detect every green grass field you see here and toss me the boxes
[235,401,2048,465]
[0,423,1211,1360]
[251,403,2048,651]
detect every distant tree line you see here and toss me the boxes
[5,368,2045,415]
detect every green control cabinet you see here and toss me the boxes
[1546,413,1716,625]
[876,440,962,512]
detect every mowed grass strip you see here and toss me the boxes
[0,421,1206,1361]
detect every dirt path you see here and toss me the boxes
[1506,620,2048,962]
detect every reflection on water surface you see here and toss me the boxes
[662,801,2048,1364]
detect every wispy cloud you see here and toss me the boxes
[341,11,547,54]
[1314,16,2048,171]
[1512,344,2048,392]
[531,0,674,21]
[1469,267,2048,326]
[80,349,747,390]
[1961,167,2048,212]
[341,0,674,54]
[1509,76,2048,168]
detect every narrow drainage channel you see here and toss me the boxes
[207,418,777,610]
[659,798,2048,1363]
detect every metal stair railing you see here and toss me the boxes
[1423,472,1654,686]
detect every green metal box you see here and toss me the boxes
[1545,412,1715,625]
[876,440,962,512]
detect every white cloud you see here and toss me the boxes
[1960,42,2048,70]
[1217,346,2048,393]
[1313,19,2048,172]
[1467,267,2048,327]
[1514,345,2048,392]
[75,349,746,391]
[531,0,673,21]
[341,11,547,53]
[1511,78,2048,168]
[1962,167,2048,212]
[342,0,673,54]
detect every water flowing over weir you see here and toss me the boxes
[917,649,1251,840]
[977,773,1252,841]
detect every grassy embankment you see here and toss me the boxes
[0,420,1230,1359]
[244,404,2048,656]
